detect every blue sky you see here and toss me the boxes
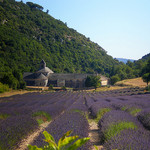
[17,0,150,60]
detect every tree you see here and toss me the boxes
[85,75,101,89]
[0,73,19,89]
[141,59,150,75]
[46,9,49,14]
[26,2,43,10]
[142,73,150,86]
[111,74,120,85]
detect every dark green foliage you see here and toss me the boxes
[0,0,119,76]
[26,2,43,10]
[0,0,149,85]
[142,73,150,85]
[61,86,66,90]
[145,85,150,91]
[0,82,9,93]
[0,71,26,90]
[110,74,120,85]
[49,84,53,90]
[141,59,150,75]
[85,75,101,89]
[0,72,19,89]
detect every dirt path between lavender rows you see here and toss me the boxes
[17,118,103,150]
[89,121,103,150]
[16,121,51,150]
[16,110,65,150]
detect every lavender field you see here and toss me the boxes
[0,88,150,150]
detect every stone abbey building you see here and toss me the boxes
[23,60,109,88]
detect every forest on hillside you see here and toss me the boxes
[0,0,150,90]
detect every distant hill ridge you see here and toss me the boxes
[0,0,120,75]
[116,58,135,64]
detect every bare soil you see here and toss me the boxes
[89,121,103,150]
[16,121,51,150]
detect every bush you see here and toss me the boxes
[49,84,53,90]
[61,86,66,90]
[145,85,150,91]
[111,75,120,85]
[0,82,9,93]
[85,75,101,89]
[0,71,26,90]
[142,73,150,86]
[0,72,19,89]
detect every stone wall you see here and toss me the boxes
[24,72,109,88]
[48,73,108,88]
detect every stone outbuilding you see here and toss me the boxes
[23,60,109,88]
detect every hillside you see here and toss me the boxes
[141,53,150,61]
[0,0,120,75]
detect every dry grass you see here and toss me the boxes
[0,90,35,98]
[26,86,49,90]
[115,77,147,88]
[87,78,147,92]
[95,86,127,92]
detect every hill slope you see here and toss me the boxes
[0,0,121,75]
[141,53,150,61]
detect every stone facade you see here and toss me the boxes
[23,60,109,88]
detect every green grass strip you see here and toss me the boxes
[128,108,141,116]
[121,106,141,116]
[32,111,51,125]
[104,121,137,141]
[95,108,111,123]
[0,113,10,120]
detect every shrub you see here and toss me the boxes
[0,82,9,93]
[145,85,150,91]
[142,73,150,85]
[111,75,120,85]
[85,75,101,89]
[61,86,66,90]
[0,73,19,89]
[49,84,53,90]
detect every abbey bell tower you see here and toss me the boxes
[39,59,46,69]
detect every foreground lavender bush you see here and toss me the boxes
[103,129,150,150]
[138,108,150,130]
[31,111,91,149]
[0,115,38,150]
[0,92,76,149]
[98,110,143,144]
[89,101,111,118]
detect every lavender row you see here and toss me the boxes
[31,94,91,150]
[0,91,79,149]
[103,128,150,150]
